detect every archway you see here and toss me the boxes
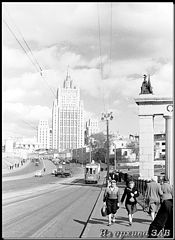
[135,94,173,184]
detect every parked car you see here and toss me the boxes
[35,170,43,177]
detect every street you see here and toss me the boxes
[2,160,105,238]
[2,160,166,239]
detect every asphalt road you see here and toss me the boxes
[2,161,164,239]
[2,174,105,238]
[2,159,105,238]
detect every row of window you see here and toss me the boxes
[155,142,165,146]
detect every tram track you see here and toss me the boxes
[3,184,81,228]
[3,173,106,238]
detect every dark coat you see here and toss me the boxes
[148,199,173,238]
[121,186,139,205]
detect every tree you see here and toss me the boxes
[90,132,114,163]
[126,141,139,161]
[90,132,106,148]
[93,148,107,163]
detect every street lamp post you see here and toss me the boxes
[113,143,116,171]
[101,112,113,183]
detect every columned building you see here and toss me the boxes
[52,71,84,151]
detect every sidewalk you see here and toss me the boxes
[82,178,152,239]
[2,159,30,175]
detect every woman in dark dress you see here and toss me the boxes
[103,180,120,226]
[121,180,139,226]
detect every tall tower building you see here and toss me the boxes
[52,70,84,151]
[37,120,50,149]
[86,118,99,136]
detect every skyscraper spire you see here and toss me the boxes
[63,65,72,88]
[67,64,70,79]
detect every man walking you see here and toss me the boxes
[145,176,163,221]
[161,176,173,202]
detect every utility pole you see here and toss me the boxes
[114,143,116,171]
[106,119,109,179]
[101,112,113,183]
[89,138,91,163]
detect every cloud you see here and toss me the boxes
[2,3,173,139]
[3,102,51,124]
[3,88,25,102]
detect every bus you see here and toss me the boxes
[85,160,100,184]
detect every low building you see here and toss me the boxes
[72,147,90,164]
[116,147,137,163]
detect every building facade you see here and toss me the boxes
[52,71,84,151]
[85,118,99,145]
[49,128,52,149]
[85,118,99,136]
[154,133,166,159]
[37,120,51,149]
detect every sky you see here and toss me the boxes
[2,2,173,140]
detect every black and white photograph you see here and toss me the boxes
[2,2,173,239]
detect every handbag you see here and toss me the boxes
[101,204,107,217]
[138,196,150,213]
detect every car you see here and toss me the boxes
[51,169,57,175]
[35,170,43,177]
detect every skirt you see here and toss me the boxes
[106,198,119,215]
[125,203,137,214]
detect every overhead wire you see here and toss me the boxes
[22,120,38,130]
[3,7,57,133]
[97,2,106,114]
[3,8,56,99]
[107,2,113,113]
[3,19,39,74]
[97,2,113,115]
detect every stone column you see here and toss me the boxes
[139,115,154,179]
[164,115,173,185]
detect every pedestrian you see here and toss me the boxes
[118,170,122,182]
[161,176,173,202]
[103,180,120,226]
[110,171,118,183]
[147,199,173,238]
[43,167,46,172]
[144,176,163,221]
[124,173,128,183]
[121,180,139,226]
[115,171,119,183]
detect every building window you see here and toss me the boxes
[124,151,127,156]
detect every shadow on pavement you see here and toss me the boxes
[60,178,106,188]
[116,216,151,225]
[90,217,108,225]
[73,219,86,226]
